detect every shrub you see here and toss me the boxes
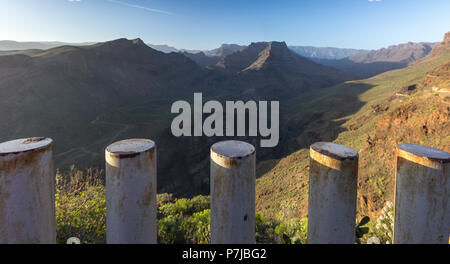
[255,213,277,243]
[157,195,210,244]
[55,166,106,244]
[157,214,186,244]
[274,217,308,244]
[159,195,209,217]
[183,209,211,244]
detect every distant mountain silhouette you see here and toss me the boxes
[314,42,439,78]
[0,49,42,56]
[146,43,202,54]
[0,40,94,51]
[182,51,222,67]
[146,43,179,53]
[180,44,246,67]
[204,44,246,57]
[289,46,367,60]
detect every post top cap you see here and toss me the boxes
[398,143,450,162]
[211,140,255,159]
[310,142,358,160]
[106,138,155,158]
[0,137,53,155]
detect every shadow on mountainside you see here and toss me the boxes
[254,81,375,177]
[254,81,377,219]
[154,81,375,197]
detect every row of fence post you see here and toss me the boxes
[307,141,449,244]
[0,137,448,243]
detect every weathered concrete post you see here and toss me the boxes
[105,138,157,244]
[394,143,450,244]
[0,137,56,244]
[307,142,359,244]
[210,140,256,244]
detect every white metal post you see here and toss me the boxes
[308,142,358,244]
[106,138,157,244]
[210,140,256,244]
[0,137,56,244]
[394,143,450,244]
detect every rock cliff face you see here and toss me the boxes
[443,31,450,44]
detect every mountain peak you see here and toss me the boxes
[242,41,293,71]
[247,41,287,49]
[215,41,293,72]
[131,38,145,45]
[97,38,147,49]
[268,41,288,48]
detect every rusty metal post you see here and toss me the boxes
[394,143,450,244]
[210,140,256,244]
[0,137,56,244]
[307,142,359,244]
[105,138,157,244]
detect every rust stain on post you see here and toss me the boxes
[0,137,56,244]
[308,142,358,244]
[210,140,256,244]
[106,138,157,244]
[394,143,450,244]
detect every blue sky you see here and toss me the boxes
[0,0,449,50]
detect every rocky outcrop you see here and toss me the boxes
[443,31,450,44]
[423,61,450,92]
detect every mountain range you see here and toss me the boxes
[147,41,439,79]
[3,39,438,79]
[313,42,439,78]
[0,32,448,212]
[0,37,348,195]
[288,46,367,60]
[0,40,94,51]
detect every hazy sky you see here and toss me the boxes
[1,0,449,50]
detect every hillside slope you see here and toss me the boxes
[256,32,450,221]
[0,38,223,177]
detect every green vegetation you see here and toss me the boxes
[369,170,390,197]
[56,166,390,244]
[157,194,211,244]
[55,166,106,244]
